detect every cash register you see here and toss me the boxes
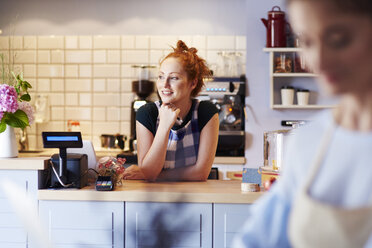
[42,132,88,189]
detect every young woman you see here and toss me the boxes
[234,0,372,247]
[123,40,219,181]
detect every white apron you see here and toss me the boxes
[288,124,372,248]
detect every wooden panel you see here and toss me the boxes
[38,180,264,204]
[0,157,48,170]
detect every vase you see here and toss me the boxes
[0,125,19,158]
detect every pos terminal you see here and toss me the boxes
[42,132,88,188]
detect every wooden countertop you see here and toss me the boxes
[0,157,49,170]
[19,150,245,164]
[38,180,264,204]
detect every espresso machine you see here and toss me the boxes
[129,65,155,152]
[197,75,246,156]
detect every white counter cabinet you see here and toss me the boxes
[39,200,124,248]
[0,157,48,248]
[1,158,261,248]
[214,203,251,248]
[0,170,39,247]
[37,200,250,248]
[126,202,212,248]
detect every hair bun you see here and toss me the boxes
[188,47,198,54]
[176,40,189,53]
[175,40,198,54]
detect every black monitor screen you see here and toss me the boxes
[42,132,83,148]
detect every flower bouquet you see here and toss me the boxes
[97,157,126,186]
[0,52,34,133]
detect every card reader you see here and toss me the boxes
[95,176,114,191]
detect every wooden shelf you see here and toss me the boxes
[263,47,302,52]
[273,73,317,77]
[264,48,331,110]
[272,104,336,109]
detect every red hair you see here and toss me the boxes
[160,40,211,97]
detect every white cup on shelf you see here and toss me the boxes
[281,86,295,105]
[297,89,310,105]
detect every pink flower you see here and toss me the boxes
[0,84,18,113]
[18,101,35,125]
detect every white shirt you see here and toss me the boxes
[233,110,372,247]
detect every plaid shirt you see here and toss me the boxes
[155,100,200,169]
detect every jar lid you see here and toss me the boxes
[281,86,294,89]
[297,89,309,92]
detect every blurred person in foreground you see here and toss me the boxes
[123,40,219,181]
[233,0,372,247]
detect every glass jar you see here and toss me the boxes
[274,53,292,73]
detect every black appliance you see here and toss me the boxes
[42,131,88,188]
[197,76,246,156]
[129,65,155,152]
[50,153,88,189]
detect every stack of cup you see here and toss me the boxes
[281,86,295,105]
[297,89,310,105]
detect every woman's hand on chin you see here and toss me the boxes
[122,165,146,180]
[158,103,180,130]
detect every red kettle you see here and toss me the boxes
[261,6,287,48]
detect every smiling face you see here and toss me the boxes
[157,57,196,105]
[288,1,372,97]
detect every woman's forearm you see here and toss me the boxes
[139,127,170,180]
[156,163,210,181]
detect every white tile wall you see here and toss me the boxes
[51,106,64,120]
[38,65,64,77]
[79,65,92,78]
[49,93,64,106]
[1,35,246,149]
[65,65,78,77]
[65,36,78,49]
[121,36,135,49]
[38,36,64,49]
[65,93,78,106]
[12,37,23,49]
[24,36,37,49]
[51,50,64,63]
[37,50,50,63]
[79,93,92,106]
[51,79,64,92]
[79,36,92,49]
[93,79,106,92]
[65,79,91,92]
[94,50,106,63]
[93,36,120,49]
[0,37,9,49]
[15,50,36,63]
[23,64,36,78]
[66,51,92,64]
[93,64,120,78]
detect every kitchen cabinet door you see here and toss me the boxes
[39,200,124,248]
[125,202,212,248]
[0,170,39,248]
[213,203,251,248]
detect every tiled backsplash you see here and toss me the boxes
[0,35,246,150]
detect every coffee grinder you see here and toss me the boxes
[129,65,155,152]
